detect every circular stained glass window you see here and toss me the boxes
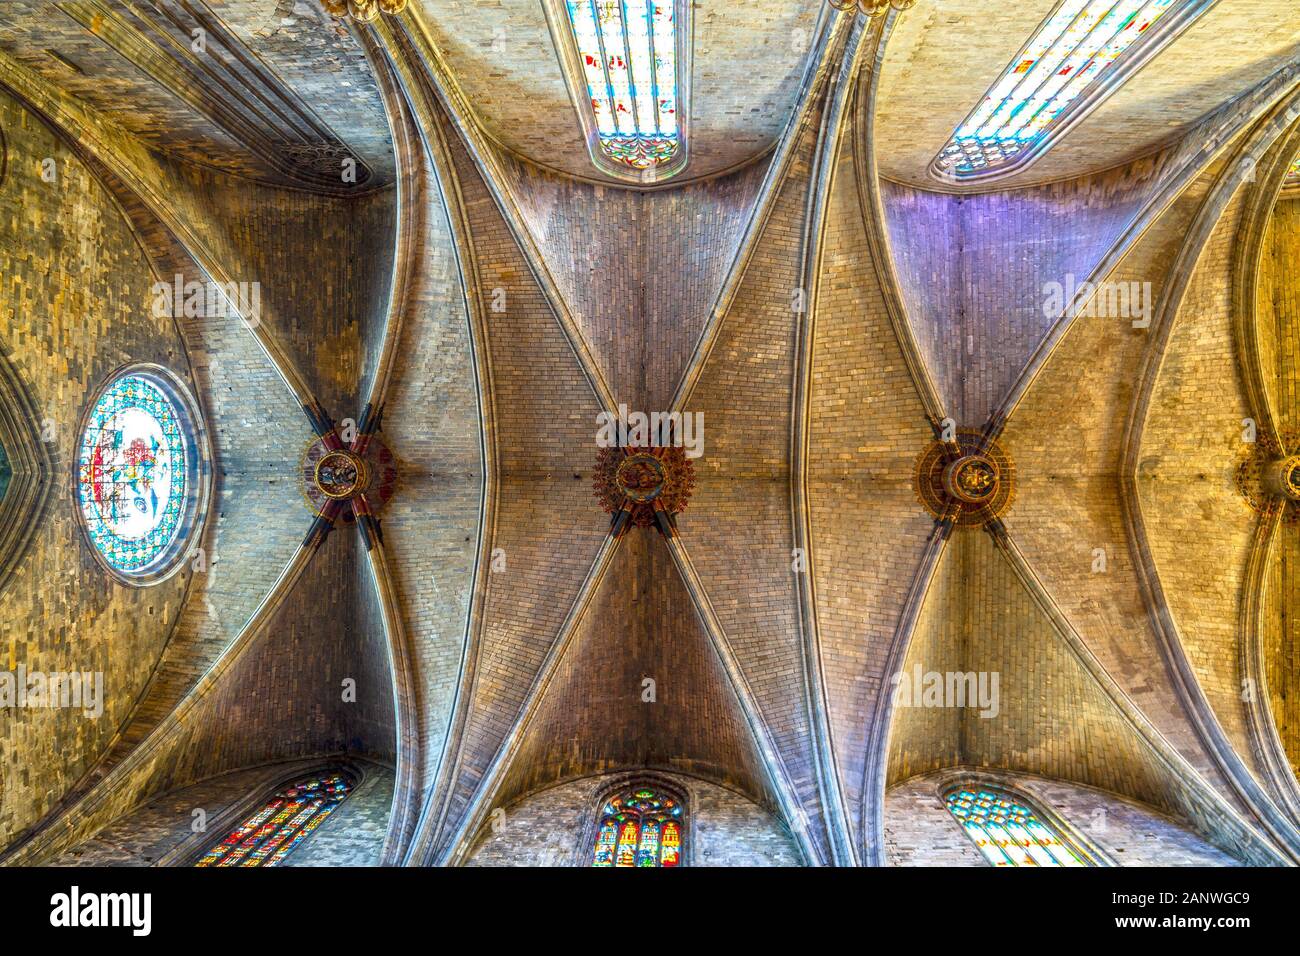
[75,366,208,584]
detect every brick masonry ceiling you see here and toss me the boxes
[1,0,1299,869]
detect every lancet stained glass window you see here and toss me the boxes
[591,786,683,867]
[195,773,354,867]
[934,0,1209,180]
[1285,155,1300,187]
[77,372,193,575]
[565,1,681,175]
[945,787,1090,866]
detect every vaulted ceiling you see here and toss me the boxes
[876,0,1300,188]
[2,0,1300,868]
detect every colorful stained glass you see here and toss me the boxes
[590,786,684,867]
[76,373,190,574]
[944,787,1089,867]
[935,0,1208,179]
[660,820,681,867]
[566,1,681,173]
[1285,155,1300,186]
[636,820,661,866]
[615,820,640,867]
[592,819,619,866]
[195,773,354,867]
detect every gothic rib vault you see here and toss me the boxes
[0,0,1299,867]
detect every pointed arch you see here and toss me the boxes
[0,342,52,597]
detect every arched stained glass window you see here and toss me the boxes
[557,1,689,182]
[932,0,1213,183]
[591,786,683,867]
[945,787,1093,866]
[195,772,354,867]
[75,366,207,584]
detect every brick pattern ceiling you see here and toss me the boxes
[2,0,1300,869]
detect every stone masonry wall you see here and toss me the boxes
[0,89,194,846]
[51,760,393,866]
[467,772,801,867]
[885,770,1239,866]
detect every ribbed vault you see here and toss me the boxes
[1259,190,1300,781]
[886,527,1274,864]
[3,0,1300,871]
[500,151,770,413]
[486,532,779,821]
